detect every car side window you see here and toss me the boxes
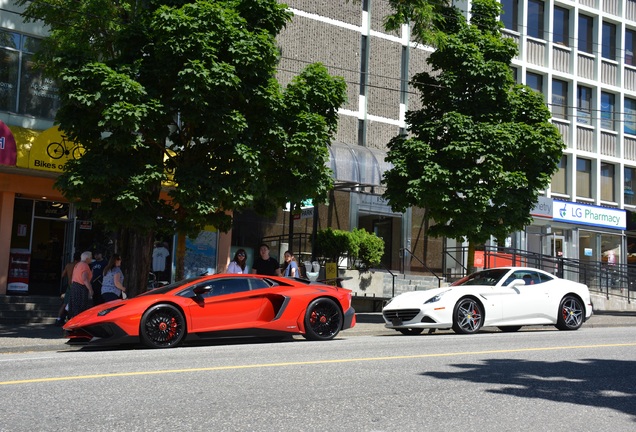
[249,278,272,290]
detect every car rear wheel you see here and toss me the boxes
[452,297,483,334]
[140,304,186,348]
[498,326,522,332]
[303,298,343,341]
[555,295,584,331]
[398,328,424,335]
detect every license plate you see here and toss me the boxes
[391,317,403,326]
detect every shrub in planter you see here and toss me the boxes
[313,228,351,264]
[349,228,384,271]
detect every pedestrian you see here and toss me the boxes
[251,244,281,276]
[55,251,80,326]
[226,249,248,274]
[152,241,170,281]
[282,250,299,277]
[100,254,127,302]
[90,251,107,305]
[67,251,93,319]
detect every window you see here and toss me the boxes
[577,85,592,125]
[578,14,593,54]
[0,31,59,119]
[625,167,636,205]
[601,162,615,202]
[552,79,568,120]
[577,158,592,198]
[551,156,567,195]
[553,7,569,46]
[626,29,636,66]
[501,0,518,31]
[625,98,636,135]
[600,92,616,131]
[526,72,543,93]
[527,0,545,39]
[602,22,616,60]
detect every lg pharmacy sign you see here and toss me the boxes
[553,201,626,230]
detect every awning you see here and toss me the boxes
[327,142,392,190]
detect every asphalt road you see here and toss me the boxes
[0,325,635,431]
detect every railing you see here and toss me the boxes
[261,232,313,263]
[400,247,443,288]
[443,245,633,304]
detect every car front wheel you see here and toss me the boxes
[452,297,484,334]
[303,298,343,341]
[140,304,186,348]
[555,296,584,330]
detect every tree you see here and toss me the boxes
[382,0,564,269]
[18,0,346,296]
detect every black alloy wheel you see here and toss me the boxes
[303,298,343,341]
[452,297,484,334]
[140,304,186,348]
[555,295,584,330]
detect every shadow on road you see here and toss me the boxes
[421,358,636,420]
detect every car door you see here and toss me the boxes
[499,270,553,324]
[186,278,268,332]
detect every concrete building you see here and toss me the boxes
[2,0,636,298]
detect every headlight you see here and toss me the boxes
[97,304,124,316]
[424,290,450,304]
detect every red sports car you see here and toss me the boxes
[64,274,356,348]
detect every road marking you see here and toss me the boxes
[2,342,635,386]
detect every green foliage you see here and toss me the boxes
[314,228,384,271]
[383,0,565,246]
[349,228,385,271]
[17,0,347,238]
[313,228,351,264]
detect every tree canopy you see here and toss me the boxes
[383,0,564,248]
[18,0,347,294]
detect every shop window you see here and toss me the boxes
[577,85,592,125]
[576,158,592,199]
[527,0,544,40]
[0,30,59,119]
[601,162,615,202]
[625,98,636,135]
[553,6,569,46]
[551,79,568,120]
[501,0,518,32]
[625,167,636,206]
[551,155,567,195]
[626,29,636,66]
[10,198,33,250]
[578,14,593,54]
[600,92,616,131]
[602,21,616,61]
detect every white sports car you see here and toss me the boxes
[382,267,593,335]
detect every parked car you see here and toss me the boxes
[382,267,592,335]
[64,274,355,348]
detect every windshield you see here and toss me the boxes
[137,278,197,296]
[452,268,510,286]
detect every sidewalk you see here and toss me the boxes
[0,310,634,354]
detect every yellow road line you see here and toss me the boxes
[2,342,635,386]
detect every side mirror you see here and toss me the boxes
[508,279,527,287]
[193,285,213,296]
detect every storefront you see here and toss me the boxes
[523,197,626,266]
[0,121,106,296]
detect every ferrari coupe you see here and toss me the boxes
[382,267,592,335]
[64,274,356,348]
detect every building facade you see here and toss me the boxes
[4,0,636,298]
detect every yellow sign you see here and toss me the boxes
[325,262,337,280]
[29,126,83,173]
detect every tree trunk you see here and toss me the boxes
[467,241,475,274]
[119,227,154,298]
